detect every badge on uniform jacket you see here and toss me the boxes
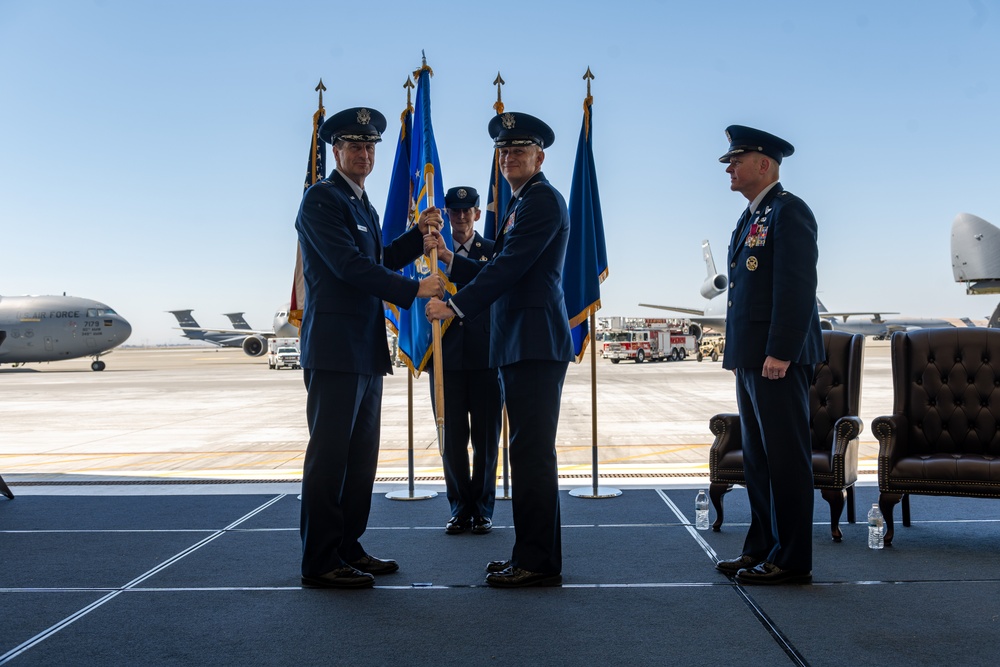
[745,220,769,248]
[503,209,516,235]
[746,256,758,271]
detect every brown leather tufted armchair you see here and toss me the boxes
[708,330,865,541]
[873,328,1000,545]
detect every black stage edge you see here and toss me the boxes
[3,486,1000,666]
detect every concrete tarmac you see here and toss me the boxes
[0,342,891,488]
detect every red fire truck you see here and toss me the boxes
[601,327,696,364]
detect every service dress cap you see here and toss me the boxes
[444,186,480,209]
[719,125,794,164]
[489,112,555,149]
[319,107,387,145]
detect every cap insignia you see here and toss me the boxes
[357,108,371,125]
[502,113,516,129]
[457,188,468,199]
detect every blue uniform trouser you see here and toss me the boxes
[500,359,568,575]
[300,368,382,577]
[735,364,815,572]
[429,367,503,519]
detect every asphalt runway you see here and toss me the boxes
[0,342,892,486]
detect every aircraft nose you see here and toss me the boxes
[116,318,133,343]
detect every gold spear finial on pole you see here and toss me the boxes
[582,67,595,140]
[315,78,327,110]
[404,75,415,107]
[493,71,505,115]
[583,67,594,98]
[401,76,415,128]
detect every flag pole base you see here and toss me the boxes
[569,486,622,499]
[386,489,438,501]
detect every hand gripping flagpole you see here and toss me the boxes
[427,173,446,455]
[386,75,436,501]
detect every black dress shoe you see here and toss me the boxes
[486,567,562,588]
[715,554,761,575]
[446,516,471,534]
[348,554,399,575]
[735,562,812,586]
[486,559,511,574]
[471,516,493,534]
[301,566,375,589]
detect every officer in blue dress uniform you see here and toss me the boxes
[295,107,444,589]
[426,112,574,588]
[713,125,824,586]
[427,186,502,536]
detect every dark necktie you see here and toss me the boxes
[361,191,381,262]
[735,207,753,243]
[456,243,469,257]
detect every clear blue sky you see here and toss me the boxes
[2,0,997,346]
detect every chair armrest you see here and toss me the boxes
[872,414,909,490]
[709,413,741,457]
[831,415,864,455]
[871,414,907,461]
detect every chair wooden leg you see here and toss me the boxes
[0,474,13,500]
[879,492,903,546]
[709,482,731,531]
[846,485,856,523]
[820,488,847,542]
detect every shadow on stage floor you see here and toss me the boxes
[3,485,1000,666]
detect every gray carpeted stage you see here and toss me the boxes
[3,485,1000,666]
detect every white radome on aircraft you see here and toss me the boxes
[167,306,298,356]
[0,295,132,370]
[641,240,991,339]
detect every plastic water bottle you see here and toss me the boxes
[695,490,710,531]
[868,503,885,549]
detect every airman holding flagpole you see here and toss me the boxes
[427,111,573,588]
[296,106,444,589]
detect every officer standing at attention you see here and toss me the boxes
[296,107,444,589]
[713,125,824,585]
[426,112,574,588]
[428,186,502,536]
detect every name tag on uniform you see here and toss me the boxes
[357,224,369,233]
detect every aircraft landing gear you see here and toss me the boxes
[91,360,106,371]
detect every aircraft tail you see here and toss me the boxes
[952,213,1000,294]
[701,240,717,279]
[167,310,206,340]
[223,312,252,330]
[990,302,1000,329]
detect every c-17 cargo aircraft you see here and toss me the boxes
[168,307,298,356]
[640,240,989,338]
[0,294,132,370]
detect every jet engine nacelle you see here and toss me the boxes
[686,322,703,342]
[242,335,268,357]
[700,274,728,300]
[819,319,834,331]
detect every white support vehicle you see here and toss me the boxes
[267,337,300,370]
[601,328,696,364]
